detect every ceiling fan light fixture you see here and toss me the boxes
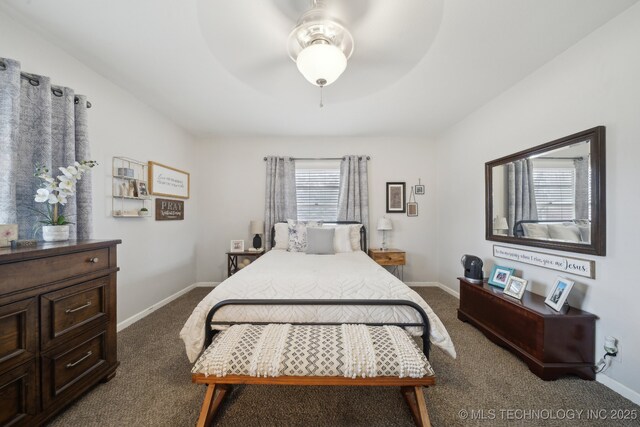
[287,3,353,89]
[296,42,347,87]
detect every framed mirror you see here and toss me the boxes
[486,126,605,256]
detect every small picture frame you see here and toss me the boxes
[414,185,425,195]
[133,180,149,198]
[503,276,528,300]
[488,265,515,288]
[230,240,245,252]
[386,182,406,213]
[545,277,575,311]
[407,202,418,217]
[0,224,18,248]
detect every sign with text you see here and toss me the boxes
[155,198,184,221]
[149,161,190,199]
[493,245,594,278]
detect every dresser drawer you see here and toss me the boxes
[41,277,110,351]
[0,298,37,372]
[41,327,110,409]
[370,251,406,266]
[0,248,109,296]
[0,361,37,427]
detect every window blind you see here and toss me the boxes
[532,167,575,220]
[295,168,341,222]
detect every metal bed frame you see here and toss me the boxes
[202,221,431,359]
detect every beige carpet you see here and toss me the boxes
[48,287,639,426]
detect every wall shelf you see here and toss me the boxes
[112,157,150,218]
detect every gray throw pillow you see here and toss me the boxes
[306,227,335,255]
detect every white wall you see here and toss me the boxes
[0,11,199,323]
[435,3,640,399]
[195,137,436,283]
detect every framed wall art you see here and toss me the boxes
[386,182,406,213]
[149,161,190,199]
[414,178,425,195]
[155,198,184,221]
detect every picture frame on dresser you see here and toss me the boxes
[487,265,515,288]
[503,276,528,300]
[545,277,575,311]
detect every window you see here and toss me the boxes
[295,161,341,222]
[532,162,575,221]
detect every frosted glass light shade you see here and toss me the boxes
[493,217,508,231]
[250,220,264,235]
[296,43,347,87]
[377,217,393,231]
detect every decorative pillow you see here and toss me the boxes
[272,223,289,250]
[306,227,336,255]
[577,224,591,243]
[287,220,322,252]
[547,224,581,242]
[349,224,363,251]
[333,225,353,253]
[521,223,550,239]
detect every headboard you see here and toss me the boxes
[271,221,367,252]
[514,219,589,237]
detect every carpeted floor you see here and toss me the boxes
[48,287,639,426]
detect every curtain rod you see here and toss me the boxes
[0,61,92,108]
[263,156,370,161]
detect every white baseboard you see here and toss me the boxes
[597,373,640,405]
[407,281,460,299]
[117,282,221,332]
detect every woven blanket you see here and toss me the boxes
[192,324,434,379]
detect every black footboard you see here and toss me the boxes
[203,299,431,359]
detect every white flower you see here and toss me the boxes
[35,188,50,203]
[57,175,75,192]
[47,193,59,204]
[59,166,79,179]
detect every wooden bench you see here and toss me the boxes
[192,324,436,426]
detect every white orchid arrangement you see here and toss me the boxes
[33,160,98,226]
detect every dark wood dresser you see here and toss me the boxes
[0,240,121,426]
[457,277,596,380]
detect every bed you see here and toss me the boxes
[180,222,456,363]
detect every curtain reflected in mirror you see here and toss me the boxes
[486,127,605,256]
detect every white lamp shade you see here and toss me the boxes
[296,43,347,87]
[250,220,264,235]
[377,217,393,231]
[493,217,509,231]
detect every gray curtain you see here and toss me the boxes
[507,159,537,236]
[337,155,369,230]
[574,156,590,220]
[0,58,92,240]
[264,156,297,249]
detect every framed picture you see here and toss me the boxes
[545,277,575,311]
[149,161,190,199]
[488,265,515,288]
[155,198,184,220]
[407,202,418,217]
[0,224,18,247]
[414,184,425,195]
[386,182,406,213]
[133,180,149,198]
[230,240,245,252]
[503,276,528,300]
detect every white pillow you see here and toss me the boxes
[349,224,363,251]
[577,224,591,243]
[333,225,353,253]
[521,223,550,239]
[287,220,322,252]
[272,223,289,250]
[548,224,581,242]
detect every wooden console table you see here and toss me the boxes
[457,277,596,380]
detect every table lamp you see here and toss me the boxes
[250,220,264,250]
[493,216,509,236]
[377,217,393,250]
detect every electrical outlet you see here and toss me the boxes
[613,342,622,364]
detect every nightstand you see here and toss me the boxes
[368,248,406,280]
[227,250,264,277]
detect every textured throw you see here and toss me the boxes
[0,57,92,240]
[193,324,434,379]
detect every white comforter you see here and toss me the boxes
[180,251,456,362]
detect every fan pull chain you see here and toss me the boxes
[319,85,324,108]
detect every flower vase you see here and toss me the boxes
[42,225,70,242]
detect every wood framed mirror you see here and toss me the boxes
[486,126,605,256]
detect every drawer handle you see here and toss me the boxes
[65,301,92,314]
[66,351,92,368]
[88,257,99,263]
